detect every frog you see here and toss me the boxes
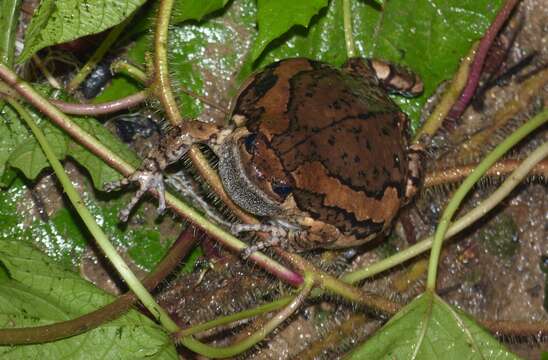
[105,57,424,253]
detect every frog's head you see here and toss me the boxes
[217,127,294,217]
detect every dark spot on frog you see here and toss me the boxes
[253,72,279,98]
[354,155,360,163]
[381,126,391,136]
[327,136,336,146]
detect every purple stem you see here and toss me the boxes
[448,0,521,120]
[51,90,148,116]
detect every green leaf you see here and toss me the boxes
[0,105,29,185]
[246,0,504,130]
[250,0,329,61]
[8,114,68,180]
[0,0,21,66]
[129,0,231,36]
[172,0,230,23]
[109,1,257,118]
[0,239,177,359]
[68,116,141,189]
[18,0,147,62]
[346,292,518,359]
[3,100,140,189]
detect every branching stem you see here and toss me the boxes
[7,98,181,332]
[426,109,547,291]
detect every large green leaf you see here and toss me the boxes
[249,0,329,61]
[346,292,518,359]
[107,0,503,131]
[18,0,146,62]
[0,238,177,359]
[245,0,504,130]
[100,1,257,117]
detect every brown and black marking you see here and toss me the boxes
[229,58,421,249]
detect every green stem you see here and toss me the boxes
[412,43,477,143]
[342,0,356,58]
[154,0,183,125]
[0,0,21,67]
[0,63,301,287]
[111,60,148,84]
[180,296,293,337]
[179,273,314,358]
[32,54,62,89]
[7,98,180,333]
[426,109,548,291]
[66,13,135,93]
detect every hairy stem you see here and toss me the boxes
[280,251,400,315]
[0,63,302,286]
[154,0,183,125]
[424,158,548,187]
[178,273,314,358]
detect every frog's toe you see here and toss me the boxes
[109,170,167,222]
[103,177,129,192]
[241,236,283,259]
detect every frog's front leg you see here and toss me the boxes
[104,121,221,221]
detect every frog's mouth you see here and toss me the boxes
[217,129,282,217]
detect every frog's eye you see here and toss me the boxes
[271,182,293,198]
[243,133,257,153]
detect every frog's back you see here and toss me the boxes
[233,58,410,241]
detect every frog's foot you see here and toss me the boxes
[104,158,167,222]
[230,221,303,258]
[104,121,215,222]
